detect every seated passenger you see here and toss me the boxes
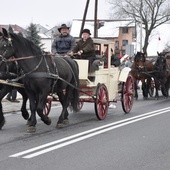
[111,54,121,67]
[71,29,96,72]
[110,49,120,67]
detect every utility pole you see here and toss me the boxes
[94,0,98,38]
[79,0,90,38]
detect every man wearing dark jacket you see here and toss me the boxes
[111,54,121,67]
[51,24,76,55]
[72,29,96,72]
[72,29,95,59]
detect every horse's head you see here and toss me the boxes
[134,52,146,70]
[155,52,167,72]
[0,28,14,59]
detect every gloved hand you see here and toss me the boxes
[77,50,83,55]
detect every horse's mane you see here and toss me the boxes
[10,33,43,56]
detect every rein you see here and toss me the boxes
[7,55,36,62]
[10,55,44,82]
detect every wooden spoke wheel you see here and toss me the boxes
[94,83,109,120]
[43,96,53,116]
[121,75,134,113]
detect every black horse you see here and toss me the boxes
[0,28,79,132]
[130,52,154,99]
[153,52,170,98]
[0,60,29,129]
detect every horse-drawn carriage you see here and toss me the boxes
[0,28,134,132]
[44,38,134,120]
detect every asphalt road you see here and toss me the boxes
[0,93,170,170]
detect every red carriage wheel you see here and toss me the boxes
[121,75,134,113]
[43,96,53,115]
[94,83,109,120]
[68,101,84,113]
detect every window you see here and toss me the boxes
[122,40,128,46]
[115,41,119,49]
[122,27,128,34]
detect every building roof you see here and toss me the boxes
[0,24,27,35]
[70,19,135,38]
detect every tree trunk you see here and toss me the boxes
[143,29,151,55]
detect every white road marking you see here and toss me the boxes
[9,107,170,159]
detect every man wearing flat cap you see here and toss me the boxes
[51,24,76,55]
[72,29,95,58]
[71,29,96,71]
[71,29,96,72]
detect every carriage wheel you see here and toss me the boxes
[68,101,84,113]
[94,83,109,120]
[43,96,52,116]
[121,75,134,113]
[77,101,84,111]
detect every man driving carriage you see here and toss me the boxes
[51,24,76,55]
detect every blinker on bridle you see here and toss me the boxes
[0,35,13,58]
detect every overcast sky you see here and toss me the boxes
[0,0,110,28]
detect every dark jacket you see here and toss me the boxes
[111,55,121,67]
[51,34,76,54]
[73,37,95,59]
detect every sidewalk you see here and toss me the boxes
[2,92,59,114]
[2,92,27,113]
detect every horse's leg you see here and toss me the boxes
[56,89,70,127]
[17,88,29,120]
[134,79,138,100]
[153,79,159,99]
[25,91,38,132]
[161,77,169,98]
[0,86,13,129]
[63,86,75,123]
[0,99,5,130]
[141,80,148,99]
[36,91,51,125]
[165,77,170,97]
[146,78,152,98]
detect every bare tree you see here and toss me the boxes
[108,0,170,54]
[165,42,170,51]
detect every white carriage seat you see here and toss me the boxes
[74,59,89,80]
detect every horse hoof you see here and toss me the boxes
[56,123,64,128]
[27,126,36,133]
[0,119,5,130]
[46,117,51,125]
[42,117,51,125]
[22,112,29,120]
[63,119,69,125]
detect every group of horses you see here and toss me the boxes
[130,51,170,100]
